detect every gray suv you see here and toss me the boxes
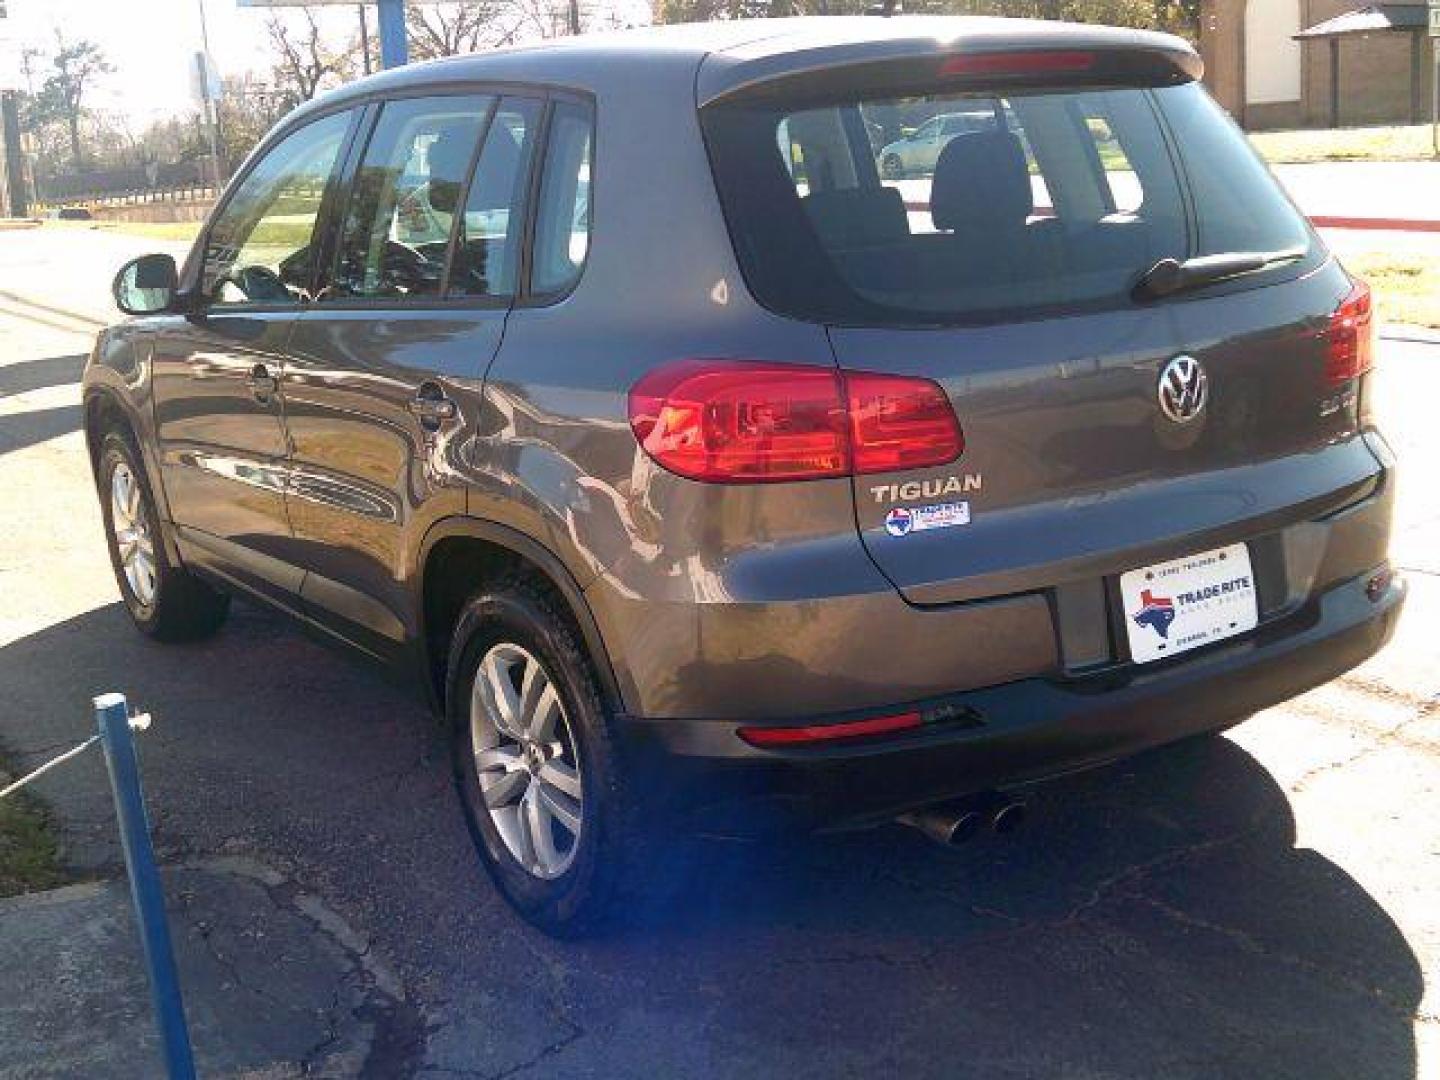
[85,17,1403,933]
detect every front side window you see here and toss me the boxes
[447,98,542,299]
[201,110,352,306]
[325,95,493,302]
[530,100,594,296]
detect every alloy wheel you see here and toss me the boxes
[110,461,157,607]
[470,642,585,879]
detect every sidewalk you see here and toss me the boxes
[1271,161,1440,231]
[0,858,414,1078]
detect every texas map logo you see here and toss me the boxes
[1132,589,1176,639]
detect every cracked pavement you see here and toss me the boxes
[0,228,1436,1078]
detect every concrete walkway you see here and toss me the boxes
[0,859,413,1079]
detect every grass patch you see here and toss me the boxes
[1250,125,1439,164]
[1342,249,1440,329]
[0,758,69,898]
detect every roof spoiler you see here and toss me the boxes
[697,26,1202,108]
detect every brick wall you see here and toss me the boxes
[1200,0,1434,129]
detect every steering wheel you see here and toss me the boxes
[222,265,293,303]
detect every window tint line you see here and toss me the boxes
[438,96,502,297]
[1144,88,1201,263]
[515,98,555,303]
[318,103,381,304]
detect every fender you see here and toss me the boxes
[82,376,186,572]
[414,515,625,716]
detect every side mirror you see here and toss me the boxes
[113,254,179,316]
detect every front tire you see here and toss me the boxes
[97,431,229,641]
[446,577,647,936]
[882,153,905,180]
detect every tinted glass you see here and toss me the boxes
[447,98,541,299]
[202,110,351,305]
[702,81,1316,326]
[326,95,493,302]
[531,100,593,296]
[1154,82,1312,256]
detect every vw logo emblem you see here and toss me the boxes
[1157,354,1208,424]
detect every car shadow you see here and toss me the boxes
[0,601,1423,1079]
[0,352,86,455]
[0,352,86,400]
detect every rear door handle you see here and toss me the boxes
[246,363,278,401]
[408,387,458,431]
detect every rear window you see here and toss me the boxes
[701,80,1316,326]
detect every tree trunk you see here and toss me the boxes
[68,113,82,166]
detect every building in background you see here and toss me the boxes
[1200,0,1434,128]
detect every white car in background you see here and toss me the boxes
[877,110,995,178]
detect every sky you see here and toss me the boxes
[0,0,651,126]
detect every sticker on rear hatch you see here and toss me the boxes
[883,501,971,537]
[1119,543,1259,664]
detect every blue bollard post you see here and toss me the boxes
[377,0,408,69]
[95,693,197,1080]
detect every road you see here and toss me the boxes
[0,227,1437,1079]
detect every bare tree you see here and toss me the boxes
[266,10,356,105]
[407,1,505,60]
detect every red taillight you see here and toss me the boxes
[737,711,922,748]
[939,51,1095,77]
[1325,279,1375,386]
[629,360,849,483]
[846,371,964,475]
[628,360,962,484]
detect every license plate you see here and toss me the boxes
[1119,543,1258,664]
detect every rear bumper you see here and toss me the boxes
[618,564,1405,831]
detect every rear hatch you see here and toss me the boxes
[700,31,1378,629]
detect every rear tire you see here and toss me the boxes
[446,576,653,937]
[97,431,229,642]
[882,153,904,180]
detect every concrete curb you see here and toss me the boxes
[1311,215,1440,233]
[1382,323,1440,345]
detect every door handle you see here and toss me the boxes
[246,363,279,401]
[408,387,458,431]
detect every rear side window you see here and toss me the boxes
[326,95,493,301]
[531,100,594,297]
[702,80,1317,326]
[448,98,541,299]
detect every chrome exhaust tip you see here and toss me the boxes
[990,801,1027,836]
[898,805,985,847]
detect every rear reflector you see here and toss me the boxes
[1325,279,1375,386]
[939,51,1095,77]
[737,711,922,748]
[629,360,961,484]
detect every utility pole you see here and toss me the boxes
[357,4,372,76]
[376,0,406,68]
[0,0,27,217]
[195,0,226,188]
[568,0,581,35]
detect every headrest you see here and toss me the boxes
[426,125,474,213]
[465,120,522,213]
[802,186,908,249]
[930,130,1033,234]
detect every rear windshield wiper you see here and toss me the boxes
[1132,246,1308,301]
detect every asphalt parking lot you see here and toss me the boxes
[1,228,1437,1078]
